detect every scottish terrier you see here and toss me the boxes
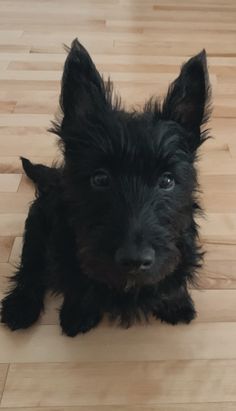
[1,39,211,336]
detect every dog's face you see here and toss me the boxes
[53,39,210,290]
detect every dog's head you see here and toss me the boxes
[52,39,211,290]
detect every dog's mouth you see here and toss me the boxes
[123,275,150,292]
[78,245,180,290]
[81,261,174,291]
[124,277,136,292]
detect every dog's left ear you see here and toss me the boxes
[162,50,211,148]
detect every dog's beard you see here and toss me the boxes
[78,244,180,291]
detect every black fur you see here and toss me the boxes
[1,39,211,336]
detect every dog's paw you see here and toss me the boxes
[1,289,43,331]
[154,300,196,325]
[60,304,101,337]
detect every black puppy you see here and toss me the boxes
[1,39,211,336]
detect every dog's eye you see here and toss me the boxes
[158,172,175,191]
[91,170,111,190]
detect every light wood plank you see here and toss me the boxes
[3,406,236,411]
[0,263,13,293]
[199,151,236,176]
[9,236,22,264]
[0,238,14,263]
[3,360,236,407]
[200,175,236,193]
[193,290,236,321]
[0,114,51,127]
[0,214,26,236]
[204,192,236,213]
[204,243,236,261]
[0,126,58,156]
[0,101,16,114]
[0,174,21,192]
[2,52,236,65]
[199,213,236,243]
[1,406,236,411]
[199,259,236,289]
[1,322,236,363]
[0,193,33,213]
[0,364,9,401]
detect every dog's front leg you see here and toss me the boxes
[59,281,103,337]
[1,200,47,330]
[153,284,196,325]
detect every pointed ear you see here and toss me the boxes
[59,38,107,121]
[162,50,211,134]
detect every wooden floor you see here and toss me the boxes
[0,0,236,409]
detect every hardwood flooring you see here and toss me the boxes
[0,0,236,409]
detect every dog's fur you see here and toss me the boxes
[1,39,211,336]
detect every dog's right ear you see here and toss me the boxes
[54,38,109,136]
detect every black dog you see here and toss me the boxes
[1,39,211,336]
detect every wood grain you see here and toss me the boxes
[0,174,21,192]
[1,406,236,411]
[1,322,236,363]
[0,365,8,403]
[2,360,236,407]
[0,238,14,263]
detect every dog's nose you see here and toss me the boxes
[115,247,155,271]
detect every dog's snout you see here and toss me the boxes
[115,247,155,272]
